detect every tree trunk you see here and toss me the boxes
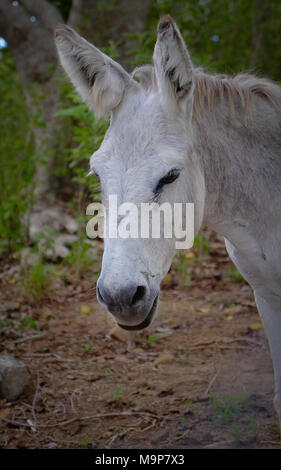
[0,0,63,211]
[0,0,152,240]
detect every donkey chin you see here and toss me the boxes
[96,286,159,331]
[118,295,159,331]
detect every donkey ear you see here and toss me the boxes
[153,16,194,114]
[55,25,130,118]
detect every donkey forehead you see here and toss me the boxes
[90,92,188,173]
[90,138,186,178]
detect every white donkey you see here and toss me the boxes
[55,16,281,424]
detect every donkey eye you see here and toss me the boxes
[155,168,180,194]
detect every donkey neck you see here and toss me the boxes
[191,92,281,244]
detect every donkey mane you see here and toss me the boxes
[133,65,281,119]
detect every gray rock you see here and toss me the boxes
[20,248,41,268]
[21,234,78,263]
[42,234,78,260]
[0,265,20,280]
[0,302,20,313]
[29,207,78,241]
[0,355,31,401]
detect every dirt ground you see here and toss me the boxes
[0,234,280,449]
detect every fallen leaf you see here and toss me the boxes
[154,352,174,366]
[241,300,256,308]
[80,304,91,315]
[223,305,243,315]
[0,408,10,420]
[109,326,128,343]
[224,315,233,321]
[162,274,172,284]
[250,322,262,330]
[197,307,210,314]
[167,317,182,328]
[42,310,54,319]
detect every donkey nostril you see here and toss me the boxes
[132,285,146,306]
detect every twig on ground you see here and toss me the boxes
[189,337,262,351]
[22,353,74,362]
[189,342,249,351]
[31,370,40,426]
[204,440,234,448]
[70,388,83,412]
[175,429,190,441]
[107,418,157,448]
[205,368,221,396]
[260,440,281,445]
[13,333,47,344]
[3,411,159,429]
[56,402,66,418]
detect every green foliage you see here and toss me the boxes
[110,386,124,406]
[54,79,107,277]
[62,239,95,279]
[211,392,251,423]
[82,434,89,449]
[210,393,259,443]
[174,253,191,287]
[135,0,281,80]
[20,258,55,304]
[18,315,38,331]
[34,227,59,258]
[54,78,106,201]
[147,333,162,344]
[176,346,189,363]
[0,49,35,253]
[227,264,246,283]
[193,234,210,256]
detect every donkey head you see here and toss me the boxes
[55,17,205,330]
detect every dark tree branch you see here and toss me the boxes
[0,0,62,83]
[21,0,63,30]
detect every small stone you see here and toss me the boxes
[47,442,57,449]
[0,355,30,401]
[154,352,174,366]
[0,302,20,313]
[38,234,78,260]
[150,429,169,444]
[20,248,41,268]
